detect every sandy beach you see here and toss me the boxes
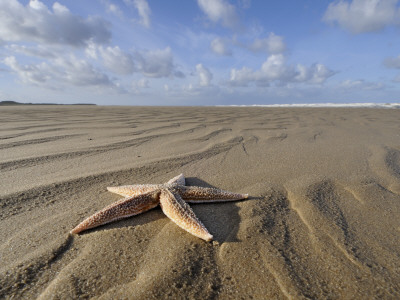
[1,105,399,299]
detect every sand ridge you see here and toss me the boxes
[0,106,400,299]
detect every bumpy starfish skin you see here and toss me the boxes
[159,189,213,241]
[173,186,249,203]
[70,174,248,241]
[107,184,160,198]
[70,191,160,234]
[106,174,185,198]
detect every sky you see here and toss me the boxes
[1,0,400,105]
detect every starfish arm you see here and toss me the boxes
[175,186,249,203]
[159,189,213,242]
[166,173,185,186]
[70,190,161,234]
[106,184,161,198]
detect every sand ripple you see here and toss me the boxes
[0,106,400,299]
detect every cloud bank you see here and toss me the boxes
[0,0,111,46]
[229,54,335,87]
[323,0,400,34]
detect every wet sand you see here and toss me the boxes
[1,106,399,299]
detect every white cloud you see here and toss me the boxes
[133,0,151,28]
[3,56,51,84]
[135,47,180,78]
[0,0,111,46]
[196,64,213,86]
[124,0,151,28]
[181,83,221,100]
[229,67,258,87]
[261,54,291,81]
[383,54,400,68]
[3,55,115,88]
[294,64,309,82]
[53,56,113,87]
[99,46,135,75]
[229,54,335,87]
[106,3,123,17]
[210,38,232,55]
[296,63,336,84]
[249,33,286,54]
[312,64,336,84]
[323,0,400,34]
[84,44,183,78]
[6,44,57,59]
[340,79,384,90]
[197,0,239,28]
[85,42,98,60]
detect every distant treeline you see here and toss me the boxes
[0,101,96,106]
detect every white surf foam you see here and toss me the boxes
[219,103,400,109]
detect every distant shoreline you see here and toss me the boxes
[0,100,96,106]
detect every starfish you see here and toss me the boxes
[70,174,248,241]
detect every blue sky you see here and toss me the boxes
[1,0,400,105]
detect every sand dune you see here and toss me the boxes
[1,106,400,299]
